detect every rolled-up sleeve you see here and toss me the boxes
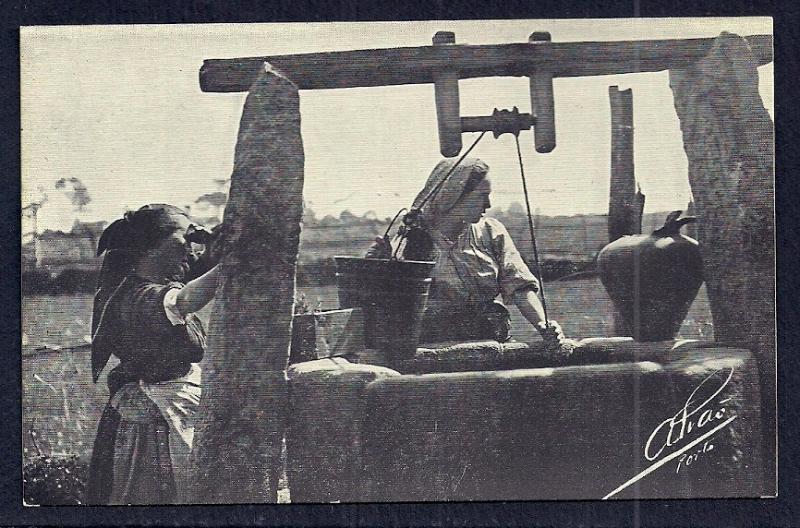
[486,218,540,303]
[163,287,186,326]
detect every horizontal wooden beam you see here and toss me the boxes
[200,34,772,93]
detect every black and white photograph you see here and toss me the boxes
[19,18,776,507]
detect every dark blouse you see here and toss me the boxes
[105,276,205,395]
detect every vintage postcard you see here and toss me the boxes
[20,18,774,505]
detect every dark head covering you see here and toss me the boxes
[91,204,190,382]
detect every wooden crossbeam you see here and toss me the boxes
[200,34,772,93]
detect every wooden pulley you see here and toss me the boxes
[460,107,535,138]
[432,30,558,157]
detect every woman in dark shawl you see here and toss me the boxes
[372,158,574,355]
[87,204,221,505]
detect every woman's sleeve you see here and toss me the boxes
[127,281,186,333]
[162,288,187,325]
[486,218,540,303]
[117,280,205,366]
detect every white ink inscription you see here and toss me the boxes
[644,367,734,462]
[603,367,737,499]
[676,440,714,473]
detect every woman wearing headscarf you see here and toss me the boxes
[370,158,572,353]
[86,204,222,505]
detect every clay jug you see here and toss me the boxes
[597,211,703,341]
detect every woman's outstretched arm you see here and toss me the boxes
[513,287,569,350]
[512,288,547,327]
[176,264,221,316]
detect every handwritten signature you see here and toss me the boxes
[645,367,734,462]
[603,367,737,499]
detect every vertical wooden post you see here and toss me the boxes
[529,32,556,154]
[608,86,643,336]
[670,32,775,494]
[190,64,305,503]
[608,86,644,242]
[433,31,462,158]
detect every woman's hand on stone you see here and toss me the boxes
[536,320,577,361]
[202,224,227,265]
[186,224,228,280]
[536,320,564,342]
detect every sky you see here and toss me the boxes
[20,18,773,234]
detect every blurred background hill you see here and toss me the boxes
[23,201,694,295]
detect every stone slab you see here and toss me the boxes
[286,358,399,503]
[359,346,762,501]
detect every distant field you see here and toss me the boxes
[22,278,713,353]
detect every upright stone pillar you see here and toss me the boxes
[669,32,775,494]
[191,64,304,503]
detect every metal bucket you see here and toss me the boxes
[335,257,435,360]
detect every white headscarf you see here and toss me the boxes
[410,157,489,230]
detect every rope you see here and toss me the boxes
[383,119,550,332]
[383,208,407,239]
[415,131,488,211]
[388,132,488,260]
[514,134,549,326]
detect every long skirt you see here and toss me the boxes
[87,384,177,505]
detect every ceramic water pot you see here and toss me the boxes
[597,210,703,341]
